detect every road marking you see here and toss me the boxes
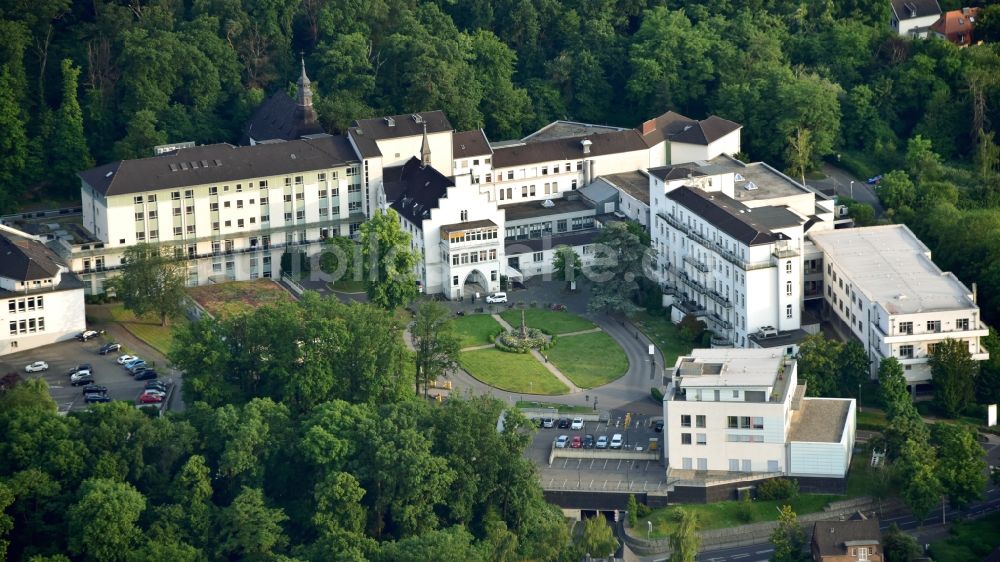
[756,549,774,554]
[732,554,750,559]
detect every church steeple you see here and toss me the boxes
[420,122,431,167]
[295,53,316,125]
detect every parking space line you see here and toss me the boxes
[603,459,608,470]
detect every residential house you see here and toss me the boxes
[891,0,943,37]
[811,518,883,562]
[930,8,981,46]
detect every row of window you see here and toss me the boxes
[679,433,707,445]
[452,270,499,286]
[9,317,45,335]
[130,169,362,205]
[450,249,498,266]
[7,296,43,314]
[448,227,498,244]
[677,414,765,430]
[898,340,972,359]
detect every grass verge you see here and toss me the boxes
[546,331,628,389]
[460,348,568,395]
[647,494,840,538]
[929,512,1000,562]
[500,308,595,335]
[516,400,595,414]
[451,314,503,348]
[105,304,178,356]
[630,311,694,367]
[330,279,366,293]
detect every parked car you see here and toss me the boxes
[541,417,555,428]
[554,435,569,448]
[866,174,883,185]
[595,435,608,449]
[81,384,108,395]
[549,303,566,311]
[485,292,508,304]
[76,330,99,341]
[140,388,166,398]
[144,381,168,392]
[137,393,164,404]
[117,354,138,365]
[65,364,93,377]
[70,373,95,386]
[125,360,147,373]
[557,417,571,429]
[133,370,159,381]
[25,361,49,373]
[583,434,595,448]
[98,343,122,355]
[570,435,583,448]
[570,417,584,430]
[84,393,111,403]
[653,420,664,433]
[610,434,623,449]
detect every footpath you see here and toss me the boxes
[491,313,583,393]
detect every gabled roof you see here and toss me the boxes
[930,8,980,41]
[0,230,63,281]
[491,129,648,168]
[638,111,741,147]
[243,90,325,144]
[811,519,881,557]
[648,165,707,182]
[638,110,696,145]
[891,0,942,20]
[78,136,358,197]
[453,129,492,158]
[383,157,454,225]
[665,186,802,246]
[349,111,453,158]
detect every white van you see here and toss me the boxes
[610,433,623,449]
[486,292,508,304]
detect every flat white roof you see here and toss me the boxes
[682,155,820,203]
[809,225,977,315]
[674,348,787,388]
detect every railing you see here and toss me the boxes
[660,212,775,271]
[683,254,709,273]
[677,273,733,309]
[706,312,733,330]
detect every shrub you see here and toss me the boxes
[627,494,638,527]
[735,490,755,523]
[756,478,799,501]
[636,502,652,518]
[650,387,664,401]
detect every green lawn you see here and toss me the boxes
[330,279,366,293]
[929,512,1000,562]
[546,331,628,389]
[845,446,895,498]
[106,304,178,356]
[630,311,693,367]
[460,348,568,395]
[856,409,889,431]
[451,314,503,348]
[500,308,595,335]
[187,279,293,319]
[516,400,595,414]
[647,494,840,538]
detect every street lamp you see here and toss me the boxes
[849,180,854,199]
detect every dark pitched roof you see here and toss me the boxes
[638,110,696,145]
[383,157,454,225]
[891,0,941,19]
[648,165,707,182]
[453,129,493,158]
[492,129,648,168]
[665,186,802,246]
[670,115,742,145]
[78,136,359,197]
[348,111,453,158]
[811,520,881,557]
[243,90,325,144]
[505,230,600,253]
[0,230,63,281]
[601,171,650,205]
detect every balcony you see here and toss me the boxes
[706,311,733,330]
[683,255,709,273]
[660,212,772,271]
[677,273,733,309]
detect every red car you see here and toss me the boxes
[570,435,583,448]
[137,393,163,404]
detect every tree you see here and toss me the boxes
[587,222,651,316]
[878,358,911,416]
[905,135,942,182]
[878,170,916,211]
[882,524,921,562]
[896,437,942,523]
[113,110,166,160]
[0,481,12,561]
[320,236,361,283]
[108,243,186,326]
[67,478,147,562]
[795,333,843,397]
[551,245,581,286]
[360,209,419,310]
[669,509,700,562]
[975,328,1000,404]
[412,301,460,397]
[770,505,807,562]
[976,5,1000,43]
[930,423,986,508]
[840,198,876,226]
[216,486,288,560]
[0,68,27,214]
[50,58,94,196]
[376,526,483,562]
[928,338,977,418]
[838,341,869,400]
[577,516,618,560]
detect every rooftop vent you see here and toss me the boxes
[180,162,189,170]
[105,171,113,178]
[169,163,179,172]
[412,114,423,124]
[290,154,297,159]
[744,181,758,191]
[201,160,209,167]
[214,159,222,166]
[541,199,555,208]
[385,117,395,127]
[735,173,745,182]
[581,139,593,154]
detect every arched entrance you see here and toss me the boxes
[462,269,490,301]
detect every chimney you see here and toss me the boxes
[581,139,592,155]
[641,119,657,135]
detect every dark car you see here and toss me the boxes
[70,373,95,386]
[557,417,571,429]
[98,343,122,355]
[133,370,159,381]
[84,393,111,403]
[144,380,168,391]
[65,364,93,377]
[583,434,595,448]
[653,420,664,433]
[81,384,108,395]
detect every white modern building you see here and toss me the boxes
[663,348,855,481]
[890,0,943,37]
[0,228,86,356]
[808,225,989,386]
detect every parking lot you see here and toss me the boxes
[0,337,182,413]
[525,411,669,492]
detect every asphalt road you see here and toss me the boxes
[808,163,885,215]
